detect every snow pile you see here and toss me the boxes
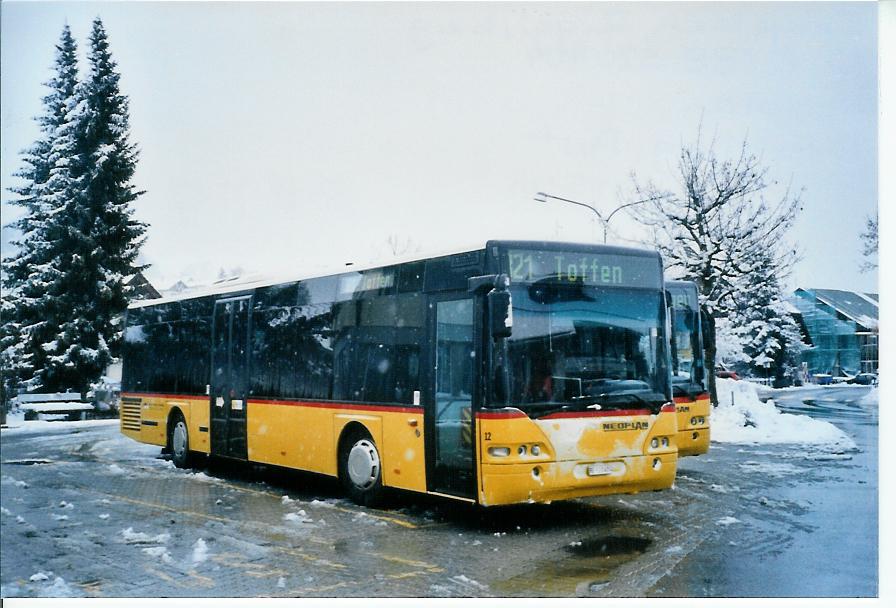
[309,498,338,508]
[0,417,119,436]
[712,378,856,451]
[121,527,171,544]
[450,574,488,591]
[1,475,29,488]
[141,546,174,564]
[284,510,313,524]
[191,538,210,565]
[38,577,80,597]
[859,386,878,405]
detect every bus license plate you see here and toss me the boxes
[586,463,616,477]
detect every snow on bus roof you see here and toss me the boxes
[129,240,491,309]
[129,239,661,309]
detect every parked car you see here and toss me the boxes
[716,368,740,381]
[847,373,878,386]
[813,373,833,385]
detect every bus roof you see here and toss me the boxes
[130,239,662,309]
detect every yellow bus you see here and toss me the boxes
[120,241,678,506]
[666,280,710,456]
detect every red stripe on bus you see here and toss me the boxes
[122,392,422,414]
[539,408,651,420]
[661,402,676,413]
[673,393,709,404]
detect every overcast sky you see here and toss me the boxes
[1,1,878,293]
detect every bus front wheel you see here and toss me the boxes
[339,430,385,507]
[169,414,192,469]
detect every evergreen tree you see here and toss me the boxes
[43,17,147,393]
[1,25,81,392]
[731,254,806,385]
[2,19,147,395]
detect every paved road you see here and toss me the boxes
[648,384,878,597]
[0,384,877,598]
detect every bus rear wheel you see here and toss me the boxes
[169,414,192,469]
[339,430,385,507]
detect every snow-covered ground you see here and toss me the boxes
[1,410,119,436]
[711,378,858,451]
[858,386,878,405]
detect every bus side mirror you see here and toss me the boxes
[488,276,512,339]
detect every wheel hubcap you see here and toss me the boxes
[347,439,380,489]
[173,422,187,459]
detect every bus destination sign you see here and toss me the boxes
[505,249,661,290]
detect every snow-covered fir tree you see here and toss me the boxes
[1,25,81,393]
[730,254,806,385]
[2,19,147,395]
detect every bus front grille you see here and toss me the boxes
[120,398,142,432]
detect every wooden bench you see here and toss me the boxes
[13,393,94,421]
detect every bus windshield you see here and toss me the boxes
[672,306,699,383]
[503,284,669,416]
[668,282,706,397]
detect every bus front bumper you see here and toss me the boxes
[478,452,677,506]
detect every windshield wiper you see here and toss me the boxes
[529,404,581,419]
[595,391,666,413]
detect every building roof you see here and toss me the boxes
[796,288,879,331]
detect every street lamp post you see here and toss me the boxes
[534,191,662,243]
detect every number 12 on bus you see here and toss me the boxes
[120,240,679,506]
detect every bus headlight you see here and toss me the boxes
[531,445,541,456]
[661,437,669,447]
[518,445,527,456]
[488,447,510,457]
[650,438,659,449]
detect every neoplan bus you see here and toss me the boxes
[120,240,678,506]
[666,280,710,456]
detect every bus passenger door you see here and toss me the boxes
[426,297,477,499]
[210,296,251,460]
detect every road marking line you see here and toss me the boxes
[185,570,216,588]
[386,570,428,580]
[372,553,443,572]
[290,581,347,594]
[145,566,183,587]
